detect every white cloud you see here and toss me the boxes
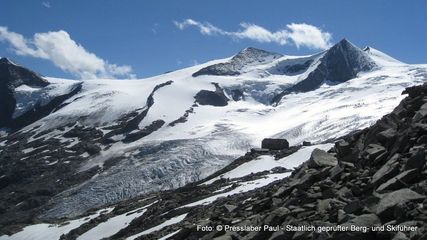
[0,26,134,79]
[174,19,225,35]
[286,23,332,50]
[42,1,51,8]
[0,27,46,57]
[233,23,289,45]
[174,19,332,50]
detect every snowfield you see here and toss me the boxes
[0,208,114,240]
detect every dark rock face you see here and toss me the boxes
[168,106,195,127]
[192,47,282,77]
[272,39,377,104]
[0,58,49,88]
[194,83,229,106]
[261,138,289,150]
[122,120,165,143]
[274,59,313,76]
[322,39,375,82]
[0,58,49,128]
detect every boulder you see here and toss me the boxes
[377,129,397,145]
[84,143,101,155]
[273,185,290,197]
[404,148,425,171]
[333,214,381,240]
[376,169,419,193]
[224,204,237,213]
[343,200,363,214]
[261,138,289,150]
[363,144,387,160]
[391,232,409,240]
[412,102,427,122]
[344,213,381,227]
[335,139,351,157]
[329,165,343,180]
[371,154,401,186]
[308,149,338,168]
[376,188,425,220]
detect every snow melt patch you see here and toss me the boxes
[185,173,289,208]
[0,208,113,240]
[77,210,146,240]
[127,213,188,240]
[159,229,181,240]
[203,144,333,185]
[277,144,333,169]
[77,201,158,240]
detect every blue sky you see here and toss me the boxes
[1,0,426,79]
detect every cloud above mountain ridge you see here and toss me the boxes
[174,19,332,50]
[0,26,134,79]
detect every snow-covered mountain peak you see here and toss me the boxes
[0,58,49,88]
[333,38,356,48]
[232,47,282,63]
[323,38,377,75]
[0,57,14,65]
[0,58,52,127]
[270,38,378,98]
[192,47,282,77]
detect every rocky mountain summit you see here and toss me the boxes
[272,39,377,103]
[192,47,283,77]
[0,58,49,128]
[0,57,81,130]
